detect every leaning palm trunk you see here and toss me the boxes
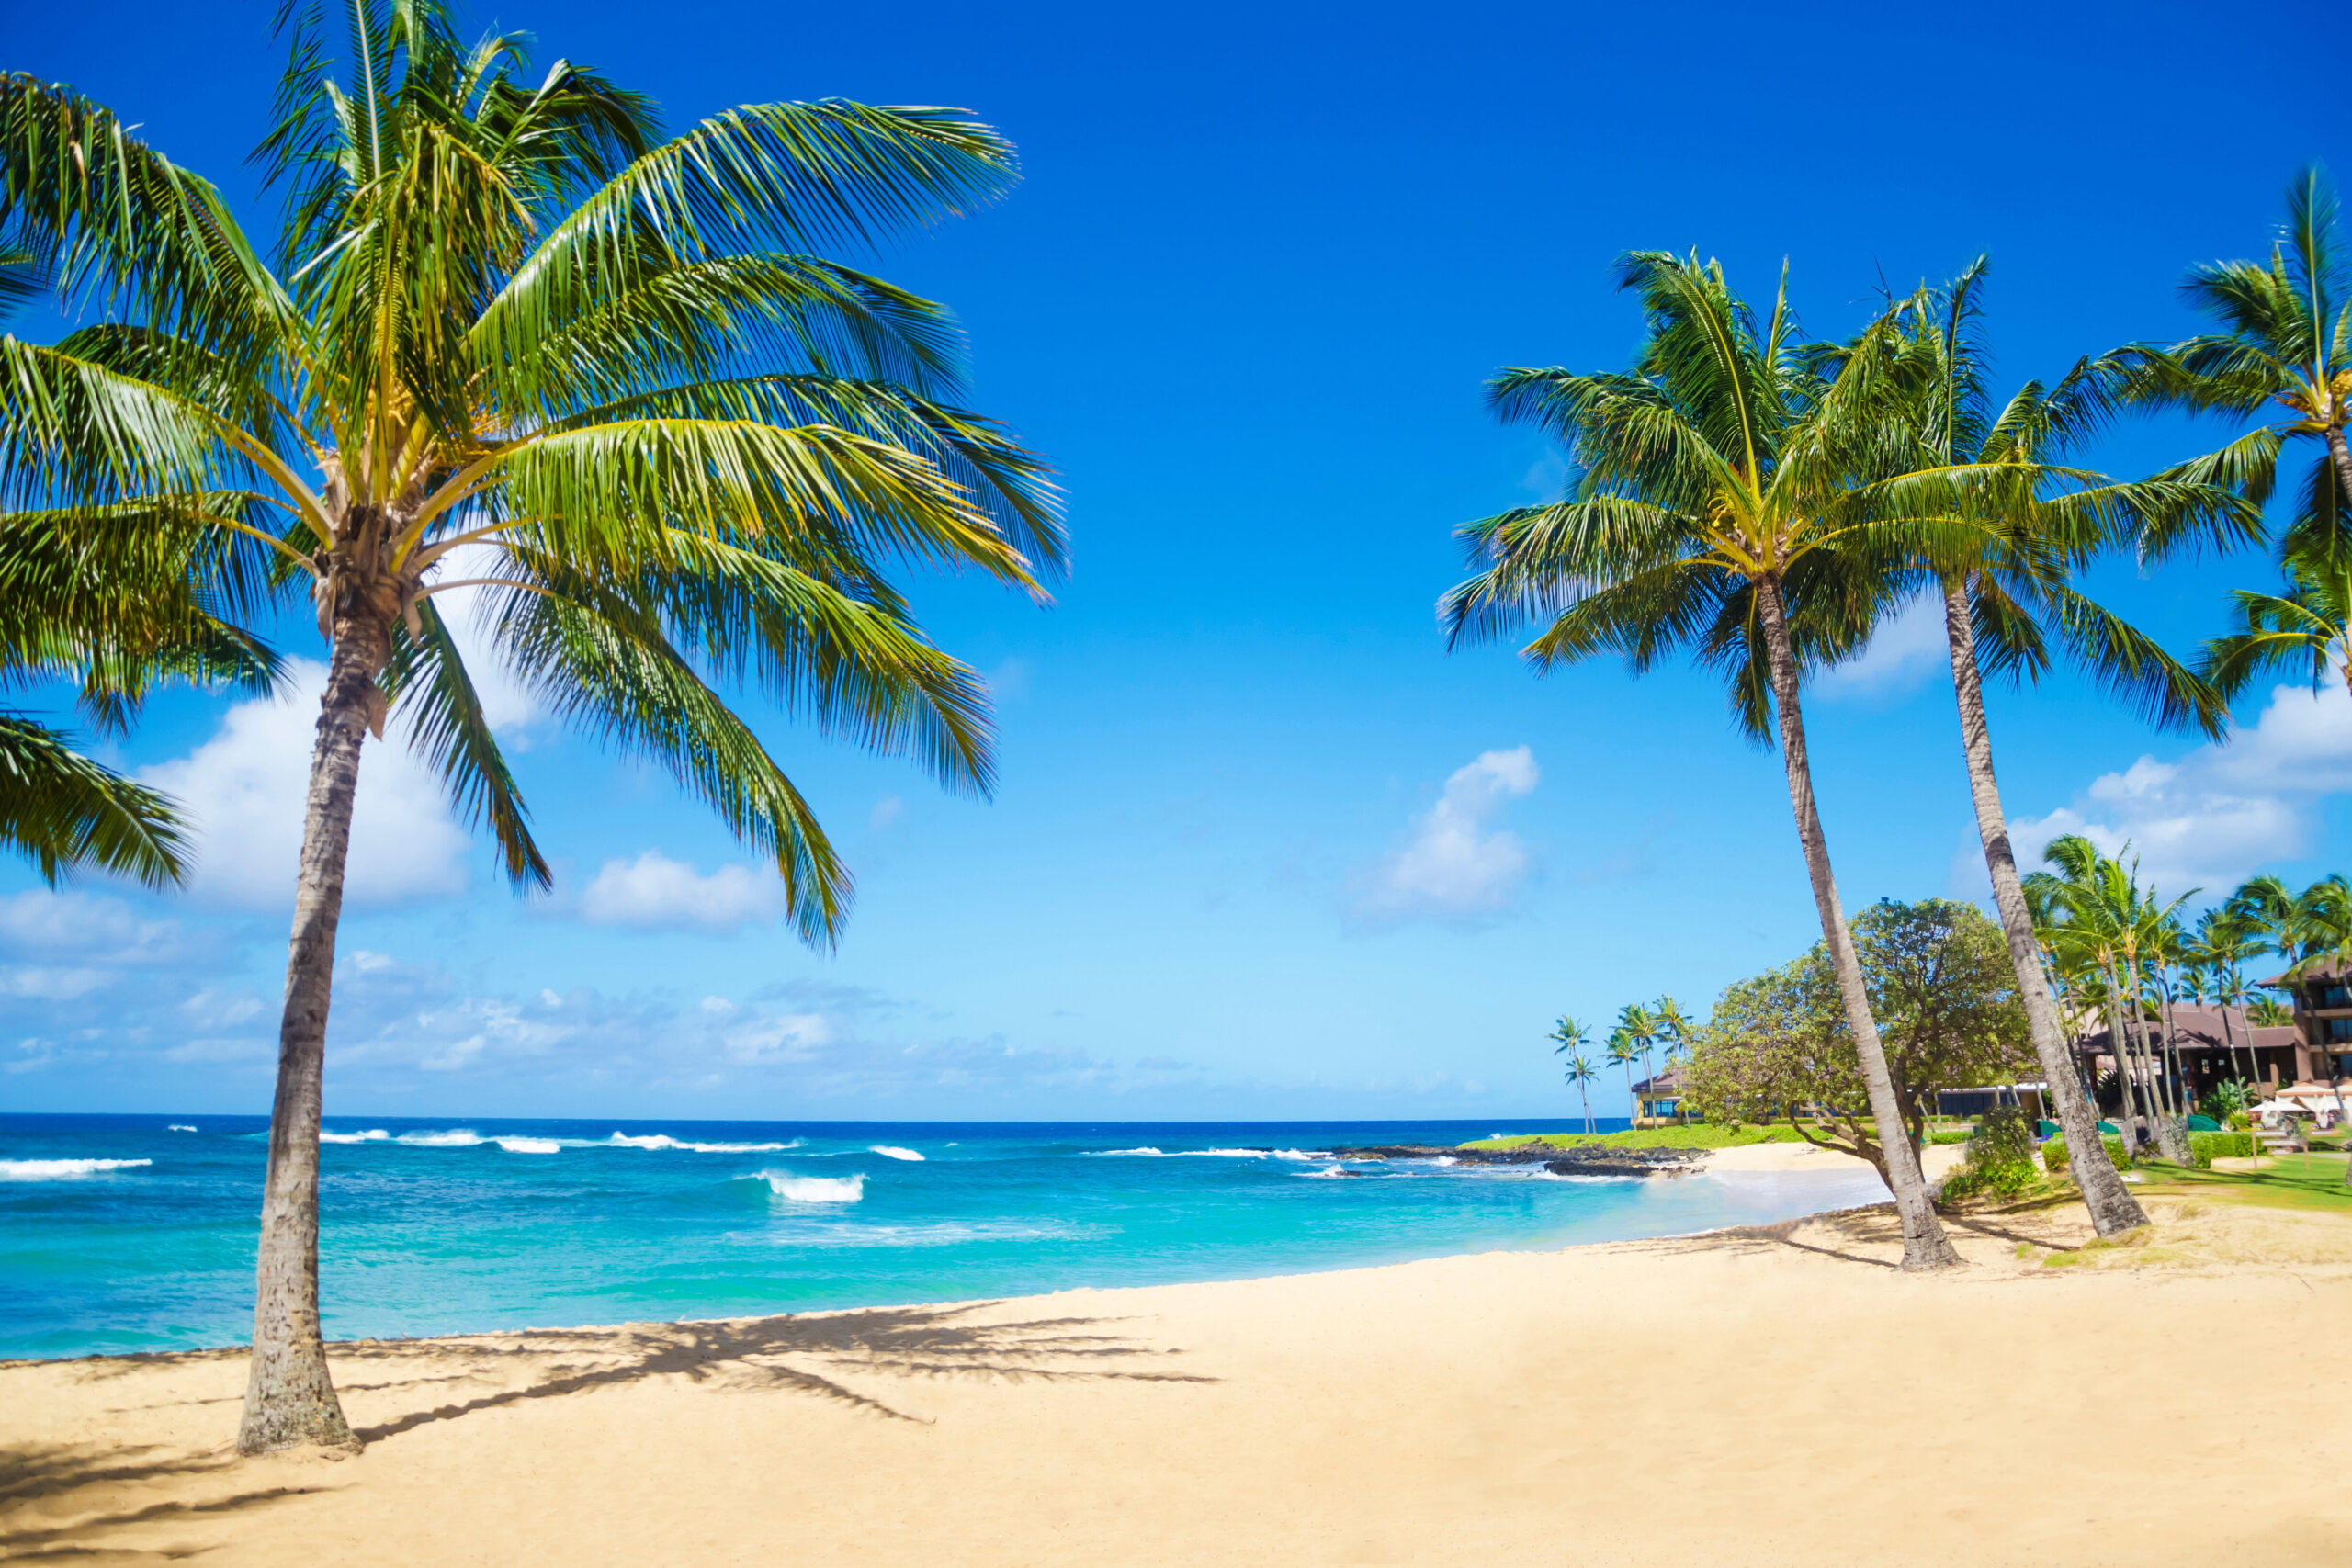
[1761,581,1959,1269]
[2102,969,2142,1155]
[1939,580,2145,1234]
[238,613,384,1452]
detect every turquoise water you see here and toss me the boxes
[0,1114,1889,1360]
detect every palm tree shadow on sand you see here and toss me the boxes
[1,1303,1213,1558]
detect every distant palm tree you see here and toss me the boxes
[2248,995,2293,1027]
[1,6,1057,1452]
[1559,1051,1600,1135]
[1618,1001,1660,1092]
[1443,252,1962,1268]
[1604,1030,1642,1126]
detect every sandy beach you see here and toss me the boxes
[10,1164,2352,1568]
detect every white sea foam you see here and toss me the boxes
[745,1170,865,1203]
[167,1124,198,1133]
[868,1145,924,1161]
[320,1129,392,1144]
[1432,1156,1459,1166]
[607,1133,796,1154]
[1295,1163,1351,1179]
[494,1136,561,1155]
[1272,1148,1317,1161]
[396,1129,485,1147]
[1089,1145,1268,1158]
[1,1157,152,1180]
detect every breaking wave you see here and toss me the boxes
[494,1136,560,1155]
[167,1124,198,1133]
[742,1170,865,1203]
[320,1129,392,1144]
[396,1130,486,1147]
[1088,1146,1272,1158]
[868,1145,924,1161]
[608,1133,797,1154]
[1,1157,152,1180]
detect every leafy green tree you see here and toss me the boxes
[1,3,1057,1452]
[1679,899,2034,1186]
[1442,252,1962,1268]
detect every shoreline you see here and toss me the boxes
[10,1183,2351,1565]
[3,1152,1915,1371]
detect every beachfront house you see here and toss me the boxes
[1632,1070,1685,1126]
[1935,1083,2048,1121]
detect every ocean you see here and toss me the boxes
[0,1113,1890,1360]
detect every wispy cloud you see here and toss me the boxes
[1818,595,1949,699]
[1351,746,1540,925]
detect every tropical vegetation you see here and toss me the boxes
[0,1,1056,1452]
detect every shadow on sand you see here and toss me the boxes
[3,1301,1211,1561]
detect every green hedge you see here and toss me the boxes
[2041,1134,2128,1171]
[2045,1131,2255,1170]
[2188,1131,2254,1168]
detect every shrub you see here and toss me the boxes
[2187,1131,2255,1168]
[2041,1133,2131,1174]
[1944,1107,2039,1201]
[2199,1079,2254,1122]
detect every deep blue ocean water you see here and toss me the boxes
[0,1113,1890,1360]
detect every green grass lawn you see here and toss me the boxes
[2125,1153,2352,1215]
[1458,1125,1810,1153]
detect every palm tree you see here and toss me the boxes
[0,244,264,886]
[2203,535,2352,698]
[1603,1029,1642,1127]
[1443,252,1962,1268]
[1,5,1058,1453]
[1548,1014,1600,1133]
[1653,994,1693,1122]
[1855,265,2255,1234]
[1617,1001,1660,1097]
[1558,1050,1600,1135]
[2132,167,2352,558]
[2193,908,2265,1089]
[2029,839,2145,1152]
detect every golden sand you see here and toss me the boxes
[7,1191,2349,1566]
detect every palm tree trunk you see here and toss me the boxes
[1939,580,2145,1235]
[2107,964,2145,1153]
[2327,426,2352,516]
[1758,579,1960,1269]
[236,616,386,1454]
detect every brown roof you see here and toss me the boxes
[2264,964,2352,987]
[1632,1070,1684,1095]
[2074,1004,2300,1056]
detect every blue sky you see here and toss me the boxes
[6,0,2349,1121]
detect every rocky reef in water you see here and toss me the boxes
[1327,1143,1706,1179]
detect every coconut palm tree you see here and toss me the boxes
[1442,251,1962,1268]
[2193,908,2266,1089]
[1603,1029,1642,1125]
[1617,1001,1660,1094]
[2132,167,2352,559]
[1559,1049,1600,1135]
[1,4,1058,1453]
[1849,265,2256,1233]
[0,243,272,886]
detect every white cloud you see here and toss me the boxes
[1818,595,1949,698]
[0,890,184,961]
[578,850,783,932]
[869,795,905,830]
[2001,682,2352,897]
[1353,746,1540,924]
[137,660,472,909]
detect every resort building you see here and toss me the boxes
[1631,1070,1684,1126]
[2265,964,2352,1084]
[2071,1004,2304,1100]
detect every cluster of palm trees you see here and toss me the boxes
[1450,168,2352,1269]
[2,4,1055,1451]
[2029,838,2352,1172]
[1548,997,1691,1133]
